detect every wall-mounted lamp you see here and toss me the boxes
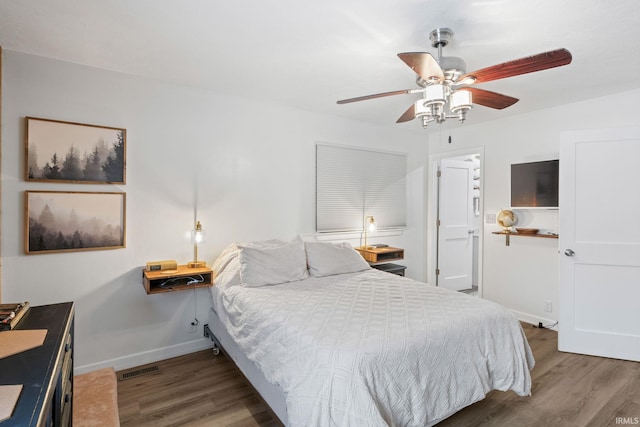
[363,215,377,249]
[188,220,206,268]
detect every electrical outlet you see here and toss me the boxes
[188,318,199,333]
[544,300,552,313]
[485,213,497,224]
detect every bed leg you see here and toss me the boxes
[203,323,223,357]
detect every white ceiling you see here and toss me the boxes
[1,0,639,130]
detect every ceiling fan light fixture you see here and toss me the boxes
[423,84,448,122]
[336,26,572,130]
[450,89,473,122]
[451,90,472,111]
[424,84,446,106]
[414,99,430,117]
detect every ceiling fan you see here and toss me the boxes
[337,28,572,127]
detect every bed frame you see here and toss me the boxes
[204,307,289,425]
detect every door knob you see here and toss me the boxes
[564,249,575,257]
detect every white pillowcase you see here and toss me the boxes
[212,239,290,289]
[239,237,309,287]
[305,241,370,277]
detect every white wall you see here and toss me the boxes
[427,88,640,326]
[1,50,428,372]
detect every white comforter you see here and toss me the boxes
[214,270,534,426]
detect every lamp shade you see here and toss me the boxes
[367,216,377,232]
[363,215,377,249]
[424,84,446,106]
[188,220,206,268]
[450,90,472,113]
[191,221,205,245]
[414,99,430,117]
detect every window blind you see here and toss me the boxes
[316,143,407,232]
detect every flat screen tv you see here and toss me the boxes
[510,159,559,208]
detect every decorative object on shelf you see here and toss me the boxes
[0,302,30,331]
[362,215,377,249]
[24,190,126,254]
[496,209,517,231]
[26,117,126,184]
[515,228,539,235]
[145,260,178,272]
[188,220,206,268]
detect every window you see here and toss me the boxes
[316,143,406,233]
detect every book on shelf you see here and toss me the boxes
[0,302,30,331]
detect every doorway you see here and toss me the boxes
[427,149,483,295]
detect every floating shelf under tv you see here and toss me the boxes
[492,231,558,246]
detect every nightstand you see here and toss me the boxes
[142,265,213,294]
[355,246,406,276]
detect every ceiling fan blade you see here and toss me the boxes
[337,89,417,104]
[461,48,572,84]
[396,104,416,123]
[466,87,519,110]
[398,52,444,82]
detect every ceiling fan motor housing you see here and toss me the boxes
[419,28,467,84]
[416,55,466,87]
[429,28,453,48]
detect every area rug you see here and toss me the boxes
[73,367,120,427]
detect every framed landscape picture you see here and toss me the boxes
[25,117,126,184]
[25,191,126,254]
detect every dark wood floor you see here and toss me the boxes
[117,324,640,426]
[440,325,640,427]
[117,350,281,427]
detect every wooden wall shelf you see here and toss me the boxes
[355,246,406,276]
[355,246,404,264]
[142,265,213,294]
[492,231,558,246]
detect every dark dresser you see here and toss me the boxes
[0,302,74,427]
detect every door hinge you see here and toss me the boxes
[436,268,440,276]
[437,170,442,178]
[437,219,441,227]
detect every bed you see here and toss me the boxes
[207,237,534,426]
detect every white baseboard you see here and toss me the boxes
[511,309,559,331]
[74,337,213,375]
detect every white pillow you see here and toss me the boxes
[211,243,241,275]
[212,239,294,289]
[238,238,309,287]
[305,241,370,277]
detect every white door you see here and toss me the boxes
[559,128,640,362]
[437,159,474,291]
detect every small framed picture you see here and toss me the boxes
[25,117,126,184]
[25,191,126,254]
